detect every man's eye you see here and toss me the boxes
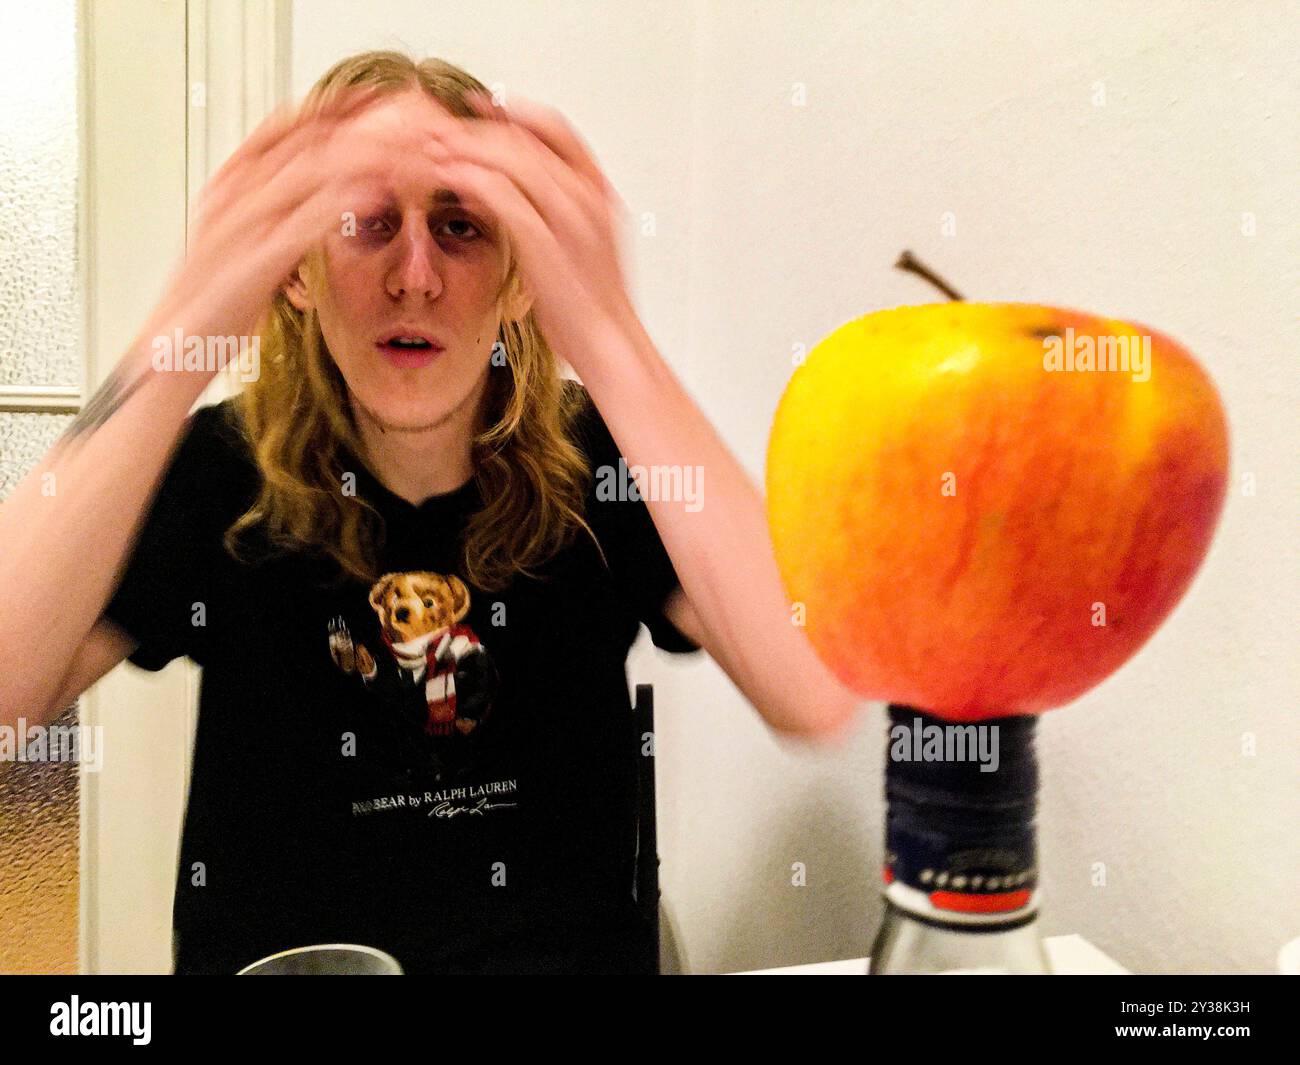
[440,216,482,240]
[356,214,483,240]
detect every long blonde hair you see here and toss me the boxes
[225,50,603,593]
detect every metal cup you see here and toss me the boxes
[236,943,403,975]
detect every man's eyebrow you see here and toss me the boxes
[368,189,463,210]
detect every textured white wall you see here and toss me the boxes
[291,0,1299,974]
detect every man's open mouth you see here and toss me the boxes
[377,333,446,364]
[380,336,442,349]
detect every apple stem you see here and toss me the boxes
[895,250,964,301]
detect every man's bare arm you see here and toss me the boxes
[0,349,211,729]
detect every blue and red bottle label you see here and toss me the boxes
[881,704,1040,926]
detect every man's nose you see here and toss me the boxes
[387,226,445,300]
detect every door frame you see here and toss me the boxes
[79,0,290,975]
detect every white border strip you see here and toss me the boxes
[0,385,83,413]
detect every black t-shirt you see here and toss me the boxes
[102,379,701,975]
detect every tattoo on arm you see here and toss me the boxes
[59,361,153,448]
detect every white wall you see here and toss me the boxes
[291,0,1299,974]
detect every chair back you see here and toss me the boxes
[631,683,661,968]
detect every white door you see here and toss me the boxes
[0,0,191,977]
[0,0,289,972]
[77,0,195,976]
[78,0,288,975]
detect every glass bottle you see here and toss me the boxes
[868,704,1051,974]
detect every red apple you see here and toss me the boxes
[765,301,1230,720]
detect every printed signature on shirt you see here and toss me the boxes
[428,798,518,819]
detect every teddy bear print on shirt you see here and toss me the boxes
[327,570,500,779]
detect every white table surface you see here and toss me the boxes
[732,934,1130,974]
